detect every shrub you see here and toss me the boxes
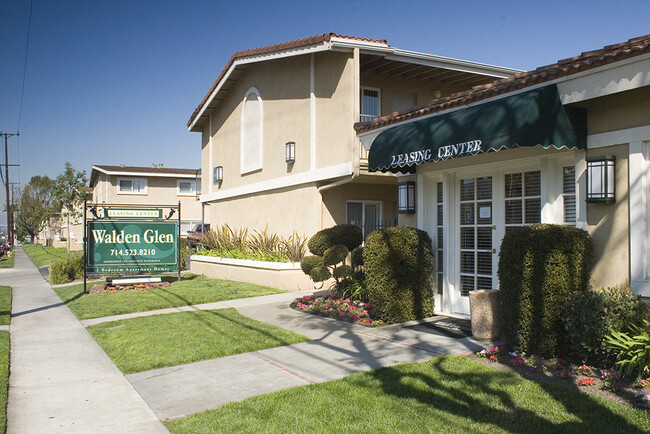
[281,232,308,262]
[248,226,280,255]
[307,224,362,256]
[49,252,84,284]
[363,226,434,323]
[606,320,650,378]
[562,284,649,366]
[498,224,592,357]
[301,225,363,291]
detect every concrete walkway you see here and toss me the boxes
[2,248,167,433]
[1,247,487,428]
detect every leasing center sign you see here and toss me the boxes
[87,220,178,273]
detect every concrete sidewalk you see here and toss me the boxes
[3,247,167,433]
[2,246,487,428]
[127,297,484,420]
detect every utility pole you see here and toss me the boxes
[1,132,19,245]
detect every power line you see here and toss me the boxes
[17,0,34,132]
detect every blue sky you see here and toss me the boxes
[1,0,648,225]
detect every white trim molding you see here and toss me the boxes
[240,87,264,175]
[630,140,650,296]
[200,162,353,203]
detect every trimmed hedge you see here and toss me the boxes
[301,225,363,288]
[364,226,434,323]
[498,224,592,357]
[49,252,84,285]
[307,224,362,256]
[562,285,649,366]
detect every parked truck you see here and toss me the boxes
[185,223,210,249]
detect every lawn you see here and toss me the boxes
[53,274,284,320]
[0,286,11,326]
[0,331,8,433]
[165,356,650,433]
[87,308,309,373]
[22,244,68,268]
[0,253,13,269]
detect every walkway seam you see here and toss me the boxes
[250,352,316,384]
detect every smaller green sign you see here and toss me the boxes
[87,220,178,273]
[103,208,163,219]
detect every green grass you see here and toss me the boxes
[165,356,650,433]
[0,331,8,433]
[22,244,68,268]
[87,308,309,373]
[53,274,284,320]
[0,252,13,268]
[0,286,11,326]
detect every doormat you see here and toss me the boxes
[404,317,472,339]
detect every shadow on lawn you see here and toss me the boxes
[371,357,648,433]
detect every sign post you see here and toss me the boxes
[83,203,180,292]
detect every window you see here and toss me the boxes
[347,201,381,239]
[360,87,380,122]
[177,180,197,196]
[181,220,202,235]
[504,171,541,230]
[117,178,147,194]
[241,88,263,174]
[562,166,576,224]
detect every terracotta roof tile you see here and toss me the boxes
[355,34,650,134]
[188,33,388,128]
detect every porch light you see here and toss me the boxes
[213,166,223,185]
[398,181,416,214]
[586,156,615,203]
[285,141,295,163]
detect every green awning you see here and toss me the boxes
[368,84,586,173]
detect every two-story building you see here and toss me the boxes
[356,34,650,316]
[89,165,203,235]
[188,33,519,239]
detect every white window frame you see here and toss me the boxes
[360,86,381,123]
[240,87,263,175]
[117,177,148,195]
[177,179,197,196]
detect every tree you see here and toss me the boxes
[54,162,88,252]
[14,176,58,242]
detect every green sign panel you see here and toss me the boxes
[87,220,178,273]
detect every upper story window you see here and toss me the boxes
[241,87,263,174]
[177,180,197,196]
[117,178,147,195]
[360,87,380,122]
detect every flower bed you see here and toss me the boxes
[88,281,171,294]
[291,295,383,327]
[474,345,650,409]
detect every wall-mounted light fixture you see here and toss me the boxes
[213,166,223,185]
[285,141,295,163]
[586,156,615,203]
[398,181,416,214]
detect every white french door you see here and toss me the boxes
[454,175,496,314]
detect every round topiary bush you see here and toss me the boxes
[562,285,649,366]
[307,224,362,256]
[498,224,592,357]
[363,226,434,324]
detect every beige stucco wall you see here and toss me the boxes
[203,52,356,195]
[585,147,630,290]
[205,184,321,239]
[585,86,650,135]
